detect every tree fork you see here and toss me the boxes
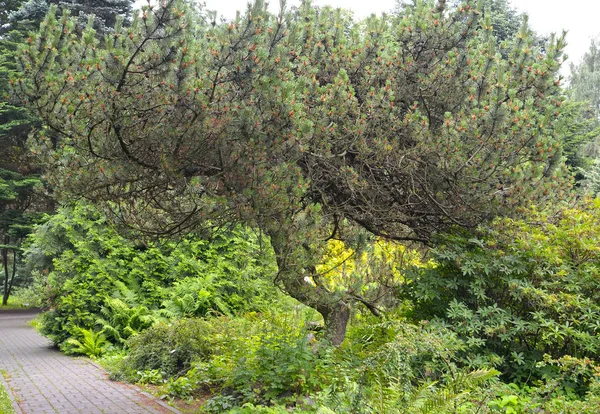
[269,229,351,346]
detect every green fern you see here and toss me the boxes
[407,368,500,414]
[64,328,107,357]
[96,297,156,344]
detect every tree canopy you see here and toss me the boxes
[15,0,571,344]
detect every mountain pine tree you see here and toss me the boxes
[15,0,572,343]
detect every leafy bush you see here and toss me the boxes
[488,359,600,414]
[403,200,600,387]
[63,328,107,357]
[121,318,214,380]
[315,317,499,413]
[7,270,47,307]
[26,203,169,344]
[24,203,280,348]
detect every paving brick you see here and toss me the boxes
[0,311,180,414]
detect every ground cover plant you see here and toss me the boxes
[0,372,14,414]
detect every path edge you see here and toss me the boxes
[0,371,23,414]
[86,360,182,414]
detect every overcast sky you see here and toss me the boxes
[140,0,600,74]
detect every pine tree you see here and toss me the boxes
[16,0,571,343]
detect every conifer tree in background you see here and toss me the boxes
[15,0,571,344]
[567,37,600,190]
[0,0,47,305]
[0,0,134,304]
[570,38,600,119]
[9,0,134,34]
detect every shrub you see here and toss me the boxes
[121,318,214,380]
[403,200,600,387]
[315,317,499,413]
[25,203,280,348]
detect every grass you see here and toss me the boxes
[0,303,28,311]
[0,371,15,414]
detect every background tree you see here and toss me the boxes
[9,0,134,35]
[16,0,571,344]
[567,37,600,191]
[0,0,48,305]
[0,0,135,304]
[0,169,42,305]
[570,37,600,120]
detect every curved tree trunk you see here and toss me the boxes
[268,228,351,346]
[321,299,351,346]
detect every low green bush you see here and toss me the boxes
[121,318,214,380]
[403,201,600,389]
[314,316,499,414]
[24,203,281,349]
[126,311,495,413]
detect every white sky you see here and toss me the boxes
[139,0,600,73]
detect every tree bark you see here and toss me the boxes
[268,229,351,346]
[322,299,351,346]
[2,247,9,306]
[1,246,17,306]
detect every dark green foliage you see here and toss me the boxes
[0,1,41,157]
[0,168,44,304]
[27,202,279,347]
[1,0,26,32]
[10,0,133,34]
[0,0,48,305]
[556,100,600,172]
[403,201,600,388]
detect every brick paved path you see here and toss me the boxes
[0,310,180,414]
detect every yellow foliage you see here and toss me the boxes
[316,238,424,292]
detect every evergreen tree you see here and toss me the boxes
[10,0,134,35]
[570,38,600,119]
[1,0,27,34]
[16,0,571,343]
[0,1,46,306]
[0,168,43,305]
[565,37,600,188]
